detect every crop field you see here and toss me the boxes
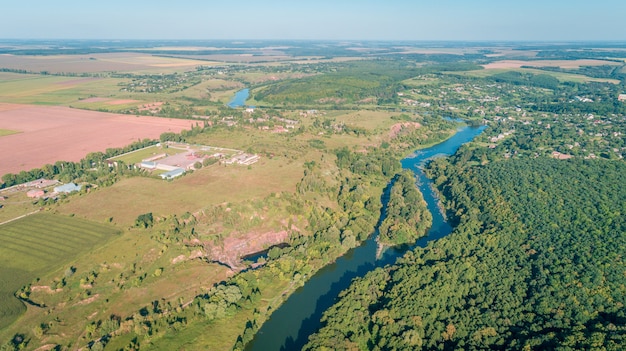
[0,53,211,74]
[0,213,119,329]
[0,103,196,176]
[0,73,128,105]
[0,129,19,137]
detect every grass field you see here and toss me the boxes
[0,129,20,137]
[109,144,188,164]
[0,213,119,329]
[58,154,305,225]
[451,68,621,84]
[0,74,129,105]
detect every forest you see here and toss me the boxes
[305,153,626,350]
[378,171,432,246]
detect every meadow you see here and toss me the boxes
[0,213,119,329]
[58,152,306,226]
[456,67,621,84]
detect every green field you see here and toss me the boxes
[0,213,119,329]
[452,68,621,84]
[0,129,20,137]
[109,144,188,164]
[0,74,130,105]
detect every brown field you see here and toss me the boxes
[0,53,210,73]
[0,103,196,176]
[483,59,622,69]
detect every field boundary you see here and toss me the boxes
[0,209,40,226]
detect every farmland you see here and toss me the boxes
[0,40,625,351]
[0,103,196,175]
[0,129,19,137]
[0,213,119,329]
[0,52,214,74]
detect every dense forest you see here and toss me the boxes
[378,171,432,246]
[305,155,626,350]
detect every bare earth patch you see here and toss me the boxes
[76,294,99,306]
[389,122,422,139]
[34,345,58,351]
[80,97,110,103]
[0,103,196,176]
[207,230,291,269]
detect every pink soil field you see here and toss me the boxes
[107,99,139,105]
[0,103,196,176]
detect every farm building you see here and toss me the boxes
[25,178,59,188]
[27,189,45,198]
[224,153,260,165]
[54,183,82,194]
[140,161,158,170]
[160,168,185,180]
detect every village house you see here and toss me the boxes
[27,189,45,198]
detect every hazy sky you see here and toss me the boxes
[2,0,625,41]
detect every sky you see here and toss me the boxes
[1,0,625,41]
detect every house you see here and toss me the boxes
[27,189,45,198]
[619,94,626,102]
[160,168,185,180]
[54,183,82,194]
[25,179,59,188]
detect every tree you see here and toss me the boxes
[135,213,154,228]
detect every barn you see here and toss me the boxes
[54,183,82,194]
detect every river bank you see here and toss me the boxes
[245,124,486,350]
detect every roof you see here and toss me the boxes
[160,168,185,179]
[54,183,82,193]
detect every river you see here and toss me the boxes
[228,88,250,108]
[245,124,486,351]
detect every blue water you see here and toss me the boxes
[228,88,250,108]
[246,125,486,351]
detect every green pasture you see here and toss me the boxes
[0,213,118,328]
[0,75,131,105]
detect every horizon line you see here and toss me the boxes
[2,38,626,44]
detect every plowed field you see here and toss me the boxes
[0,103,196,176]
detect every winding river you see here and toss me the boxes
[246,124,486,351]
